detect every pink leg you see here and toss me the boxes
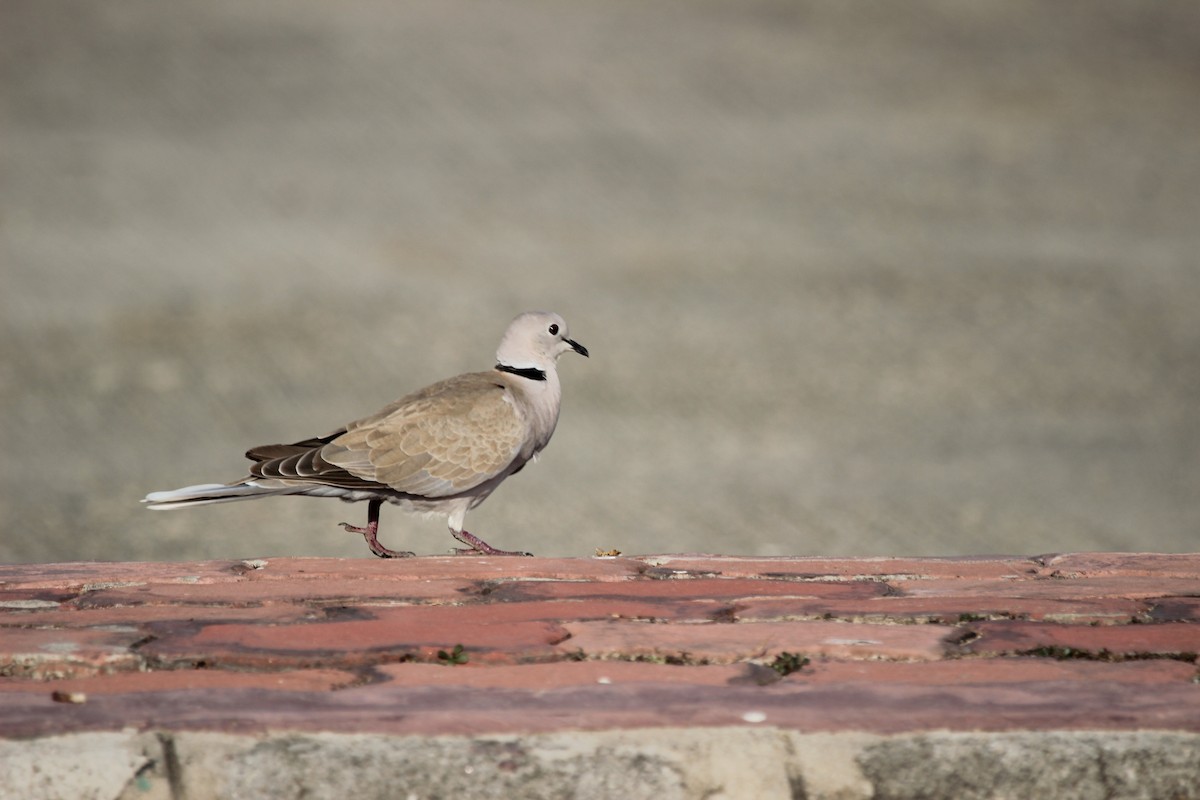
[339,499,414,558]
[451,529,532,557]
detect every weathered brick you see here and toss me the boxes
[802,658,1198,685]
[486,576,887,602]
[635,554,1038,581]
[373,661,754,689]
[732,595,1147,624]
[0,628,146,679]
[898,575,1200,601]
[1149,597,1200,623]
[1,553,1198,740]
[137,608,570,668]
[73,577,476,608]
[0,667,357,695]
[964,620,1200,657]
[560,619,956,662]
[1037,552,1200,578]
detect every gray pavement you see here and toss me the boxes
[2,0,1198,562]
[7,730,1200,800]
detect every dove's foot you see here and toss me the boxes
[340,499,414,558]
[451,530,533,557]
[340,521,414,558]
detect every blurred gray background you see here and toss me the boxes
[3,0,1198,563]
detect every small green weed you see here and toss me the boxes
[436,644,469,666]
[769,651,810,676]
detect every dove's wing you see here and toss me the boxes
[319,372,529,498]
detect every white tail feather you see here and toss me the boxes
[142,482,292,510]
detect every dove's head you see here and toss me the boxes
[496,311,588,371]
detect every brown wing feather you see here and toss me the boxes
[242,372,527,499]
[244,436,337,463]
[322,372,527,498]
[247,440,381,491]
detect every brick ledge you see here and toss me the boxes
[2,553,1198,798]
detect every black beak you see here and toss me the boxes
[567,338,589,358]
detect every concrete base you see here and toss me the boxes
[6,729,1199,800]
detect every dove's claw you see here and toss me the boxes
[451,530,534,557]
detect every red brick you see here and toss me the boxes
[138,608,571,668]
[0,667,357,695]
[898,575,1200,601]
[635,554,1038,581]
[258,556,641,583]
[0,628,145,678]
[466,596,735,623]
[1150,597,1200,623]
[801,658,1198,685]
[374,661,753,689]
[486,577,887,603]
[965,620,1200,657]
[0,559,260,591]
[372,658,1194,692]
[2,553,1199,741]
[8,663,1198,740]
[0,590,77,609]
[0,556,642,593]
[378,598,688,627]
[0,603,321,629]
[73,577,476,608]
[733,596,1148,624]
[561,620,956,662]
[1038,552,1200,578]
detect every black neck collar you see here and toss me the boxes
[495,363,547,381]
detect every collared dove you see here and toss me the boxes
[143,311,588,557]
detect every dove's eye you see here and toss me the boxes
[548,324,559,335]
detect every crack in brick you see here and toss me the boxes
[128,633,159,651]
[327,663,412,692]
[1015,646,1200,664]
[584,651,715,667]
[765,573,932,585]
[642,568,723,580]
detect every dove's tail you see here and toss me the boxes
[142,482,299,510]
